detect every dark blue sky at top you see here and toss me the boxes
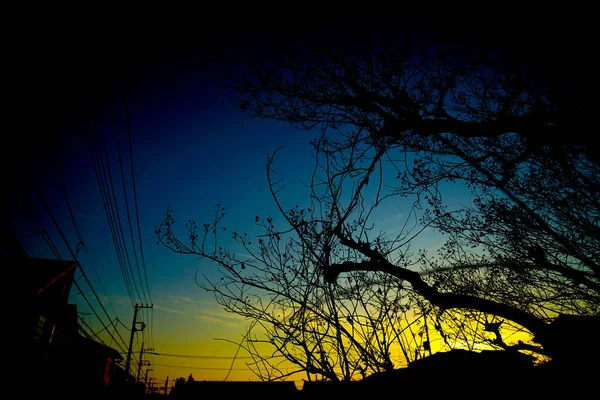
[11,27,437,341]
[8,26,537,300]
[6,29,347,370]
[9,32,327,331]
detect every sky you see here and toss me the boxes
[15,28,482,389]
[14,32,347,387]
[16,44,318,386]
[14,21,599,393]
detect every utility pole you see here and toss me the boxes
[137,342,144,382]
[125,303,153,375]
[164,376,169,395]
[144,368,154,390]
[137,343,154,383]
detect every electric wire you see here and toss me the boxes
[23,201,61,259]
[78,305,140,372]
[125,96,153,305]
[89,110,154,372]
[152,364,248,371]
[125,96,154,348]
[57,153,123,324]
[152,353,253,359]
[112,102,148,305]
[25,102,153,376]
[97,120,142,304]
[89,122,137,308]
[33,183,131,356]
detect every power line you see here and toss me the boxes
[51,133,142,362]
[81,245,121,322]
[151,353,253,359]
[78,314,110,345]
[97,119,142,304]
[150,308,155,349]
[33,183,131,355]
[113,102,148,305]
[125,96,154,348]
[21,100,154,374]
[57,153,122,327]
[79,306,140,372]
[24,183,133,363]
[89,121,137,308]
[58,170,83,249]
[79,314,118,341]
[20,189,124,353]
[78,317,95,340]
[140,308,154,351]
[23,200,61,259]
[152,363,249,371]
[88,110,156,365]
[116,317,131,331]
[125,96,153,306]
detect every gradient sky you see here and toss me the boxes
[15,30,472,388]
[13,35,333,387]
[15,21,597,392]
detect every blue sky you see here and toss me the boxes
[16,34,476,386]
[15,43,329,385]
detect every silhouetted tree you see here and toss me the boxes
[158,27,598,380]
[157,200,425,382]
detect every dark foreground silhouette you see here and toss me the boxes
[163,348,596,399]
